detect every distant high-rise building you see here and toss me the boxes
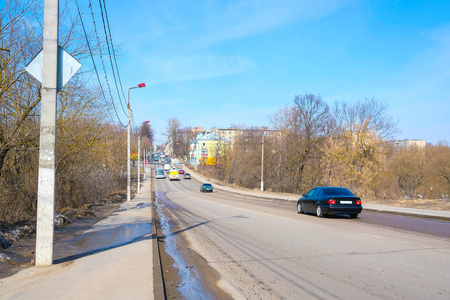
[393,139,426,149]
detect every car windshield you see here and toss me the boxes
[203,184,212,187]
[323,188,354,196]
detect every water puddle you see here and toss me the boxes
[54,221,152,263]
[155,192,212,299]
[115,202,151,212]
[136,202,151,209]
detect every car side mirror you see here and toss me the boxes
[302,194,306,197]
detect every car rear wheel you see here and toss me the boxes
[297,202,304,214]
[316,205,323,218]
[349,213,358,218]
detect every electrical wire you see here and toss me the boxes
[74,0,122,137]
[100,0,127,104]
[97,0,127,116]
[87,0,127,127]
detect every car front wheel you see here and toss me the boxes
[316,205,323,218]
[297,202,303,214]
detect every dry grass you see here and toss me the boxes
[364,198,450,211]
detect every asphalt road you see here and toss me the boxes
[155,172,450,299]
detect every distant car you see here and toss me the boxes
[155,168,165,179]
[183,173,191,179]
[297,187,362,218]
[200,183,213,193]
[178,169,185,174]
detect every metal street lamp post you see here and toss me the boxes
[138,120,150,194]
[261,131,266,191]
[127,83,146,201]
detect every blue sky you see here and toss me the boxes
[85,0,450,144]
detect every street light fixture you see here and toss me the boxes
[127,83,146,202]
[138,120,150,194]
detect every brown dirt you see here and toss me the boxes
[364,198,450,211]
[0,202,121,279]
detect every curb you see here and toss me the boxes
[150,173,167,300]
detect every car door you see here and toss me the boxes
[313,188,324,207]
[302,188,317,212]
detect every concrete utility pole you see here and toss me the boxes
[137,121,149,194]
[36,0,59,266]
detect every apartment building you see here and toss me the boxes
[393,139,426,149]
[189,132,230,168]
[204,126,276,145]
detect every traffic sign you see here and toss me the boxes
[25,46,81,92]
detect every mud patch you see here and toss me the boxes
[0,202,121,279]
[154,192,232,300]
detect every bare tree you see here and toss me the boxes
[140,122,154,148]
[228,127,262,189]
[165,117,182,156]
[164,118,196,159]
[322,99,397,196]
[271,94,331,192]
[0,0,126,223]
[0,0,42,176]
[427,143,450,189]
[390,147,425,198]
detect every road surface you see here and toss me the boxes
[155,173,450,299]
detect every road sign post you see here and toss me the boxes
[26,0,81,266]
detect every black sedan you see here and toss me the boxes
[297,187,362,218]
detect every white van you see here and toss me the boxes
[164,164,170,172]
[155,168,165,179]
[169,170,179,181]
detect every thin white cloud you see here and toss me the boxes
[119,0,352,85]
[191,0,353,48]
[138,54,256,84]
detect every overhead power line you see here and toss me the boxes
[74,0,122,137]
[97,0,127,116]
[87,0,127,127]
[100,0,127,103]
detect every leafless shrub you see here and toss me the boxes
[0,0,127,223]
